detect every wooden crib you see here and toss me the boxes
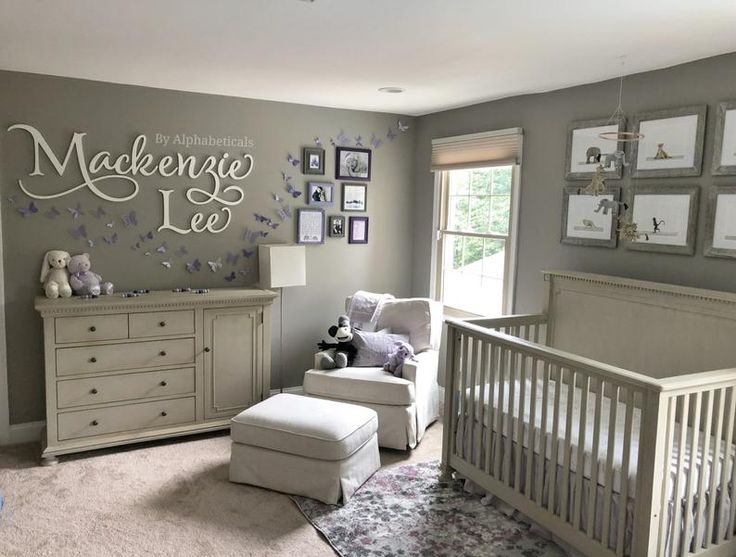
[441,271,736,557]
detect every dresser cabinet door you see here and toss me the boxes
[203,307,262,420]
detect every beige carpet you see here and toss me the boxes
[0,422,443,557]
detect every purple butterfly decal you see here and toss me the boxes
[314,137,322,147]
[69,224,87,240]
[44,206,61,219]
[286,184,302,198]
[398,120,409,133]
[276,204,292,221]
[105,221,115,228]
[354,135,363,147]
[268,221,279,229]
[281,171,292,183]
[121,211,138,228]
[18,201,39,218]
[371,133,382,149]
[387,128,397,141]
[242,227,268,244]
[103,232,119,245]
[91,206,106,219]
[87,239,95,248]
[329,138,336,147]
[337,131,349,145]
[286,153,300,167]
[242,248,254,258]
[175,246,188,258]
[161,260,172,269]
[139,231,154,242]
[130,242,142,251]
[226,251,240,266]
[67,203,84,219]
[208,258,223,273]
[224,271,237,283]
[156,241,168,254]
[254,213,271,224]
[272,193,283,202]
[185,259,201,273]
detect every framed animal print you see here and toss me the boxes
[561,185,623,248]
[564,117,626,180]
[712,101,736,175]
[630,105,707,178]
[335,147,371,181]
[625,185,699,255]
[704,186,736,259]
[302,146,325,175]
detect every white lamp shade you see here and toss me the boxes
[258,244,306,288]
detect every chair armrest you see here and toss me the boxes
[314,349,334,370]
[402,350,439,385]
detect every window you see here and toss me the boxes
[435,165,519,316]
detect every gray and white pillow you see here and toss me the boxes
[352,329,410,367]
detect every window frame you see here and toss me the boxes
[431,164,521,317]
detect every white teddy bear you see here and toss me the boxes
[40,249,72,299]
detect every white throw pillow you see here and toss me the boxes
[374,298,441,353]
[352,329,409,367]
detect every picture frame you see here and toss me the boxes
[712,101,736,175]
[348,216,369,244]
[341,183,367,212]
[625,185,700,255]
[296,208,325,245]
[704,185,736,259]
[307,182,334,207]
[328,215,345,238]
[564,117,626,180]
[335,147,372,181]
[561,185,623,248]
[630,105,707,178]
[302,146,325,175]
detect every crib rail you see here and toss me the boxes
[442,316,736,557]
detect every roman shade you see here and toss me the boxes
[430,127,523,171]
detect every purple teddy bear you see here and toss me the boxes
[383,341,416,378]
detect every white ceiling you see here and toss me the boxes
[1,0,735,116]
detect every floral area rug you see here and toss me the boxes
[291,460,565,557]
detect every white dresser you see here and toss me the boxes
[35,288,276,464]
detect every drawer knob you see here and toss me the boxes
[159,321,166,327]
[160,411,167,417]
[89,326,97,332]
[159,350,167,357]
[89,357,97,363]
[91,420,99,426]
[90,388,98,395]
[160,381,168,387]
[204,347,211,353]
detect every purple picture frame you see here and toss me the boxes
[335,147,372,181]
[348,216,369,244]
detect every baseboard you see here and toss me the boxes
[7,420,45,445]
[269,386,304,396]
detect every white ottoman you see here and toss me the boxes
[229,393,380,504]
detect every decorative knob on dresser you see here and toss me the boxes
[159,321,166,327]
[160,411,167,417]
[89,357,97,363]
[89,326,97,332]
[91,420,99,426]
[159,350,167,356]
[204,347,211,352]
[90,388,98,395]
[160,381,168,387]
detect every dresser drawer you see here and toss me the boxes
[56,338,196,376]
[55,314,129,344]
[129,310,194,338]
[57,397,196,441]
[57,367,195,409]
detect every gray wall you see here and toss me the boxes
[411,52,736,311]
[0,71,415,425]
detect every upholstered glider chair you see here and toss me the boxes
[303,296,443,450]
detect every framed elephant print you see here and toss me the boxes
[561,185,623,248]
[712,100,736,175]
[564,117,626,181]
[630,105,707,178]
[704,186,736,258]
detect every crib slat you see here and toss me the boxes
[450,332,464,460]
[560,368,576,523]
[537,361,551,507]
[682,392,702,557]
[493,347,507,480]
[658,396,677,557]
[695,391,714,551]
[533,323,540,344]
[705,388,725,548]
[527,358,539,501]
[587,378,605,539]
[521,324,528,341]
[616,387,635,557]
[574,373,590,531]
[601,385,619,550]
[485,344,498,475]
[721,387,736,542]
[670,395,691,557]
[549,365,563,517]
[466,337,478,466]
[515,354,527,493]
[458,334,470,460]
[474,340,488,470]
[504,351,516,486]
[728,391,736,540]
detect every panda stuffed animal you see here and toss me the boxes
[317,315,358,369]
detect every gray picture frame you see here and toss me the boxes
[296,208,325,245]
[303,146,325,175]
[629,105,707,178]
[625,184,700,255]
[712,101,736,176]
[561,185,622,248]
[564,117,626,181]
[704,185,736,259]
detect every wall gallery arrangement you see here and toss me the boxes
[561,99,736,257]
